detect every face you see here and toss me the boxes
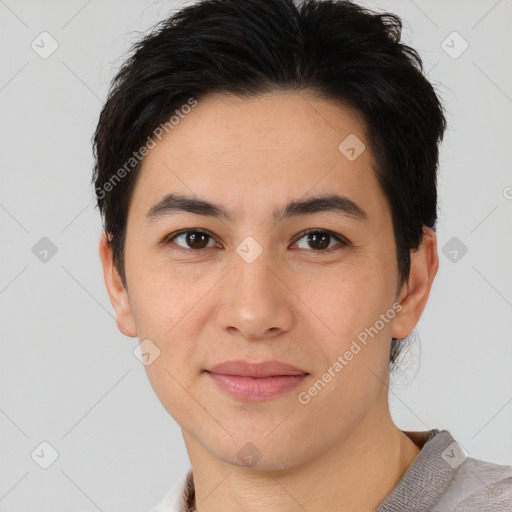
[100,91,437,470]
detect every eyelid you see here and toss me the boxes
[165,227,351,253]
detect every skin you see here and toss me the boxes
[99,91,438,511]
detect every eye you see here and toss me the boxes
[167,229,218,251]
[165,228,350,253]
[292,229,350,253]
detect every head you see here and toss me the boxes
[94,0,445,469]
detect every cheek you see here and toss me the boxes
[133,273,204,419]
[127,260,200,335]
[303,261,389,328]
[303,261,397,364]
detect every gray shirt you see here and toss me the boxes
[151,429,512,511]
[377,429,512,511]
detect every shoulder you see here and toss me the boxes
[432,456,512,512]
[374,430,512,512]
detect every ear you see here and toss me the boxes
[98,232,138,337]
[391,227,439,340]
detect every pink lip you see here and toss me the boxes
[204,360,309,401]
[206,359,308,377]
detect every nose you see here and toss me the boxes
[215,248,294,341]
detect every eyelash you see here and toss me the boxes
[164,228,350,254]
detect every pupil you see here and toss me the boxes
[188,232,209,249]
[309,232,329,250]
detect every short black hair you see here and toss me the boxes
[92,0,447,368]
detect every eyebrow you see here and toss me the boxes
[145,192,368,224]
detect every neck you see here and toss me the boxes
[183,399,421,512]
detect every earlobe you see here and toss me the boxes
[391,227,439,340]
[98,232,138,337]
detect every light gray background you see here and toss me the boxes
[1,0,511,510]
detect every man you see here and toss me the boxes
[92,0,512,510]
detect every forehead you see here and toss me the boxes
[128,91,387,227]
[158,91,369,152]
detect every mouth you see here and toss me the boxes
[203,359,309,401]
[204,372,309,401]
[205,359,308,378]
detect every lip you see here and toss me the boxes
[204,359,309,401]
[206,359,308,377]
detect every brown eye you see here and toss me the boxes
[168,230,216,250]
[293,229,349,252]
[165,228,349,254]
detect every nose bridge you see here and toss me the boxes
[232,238,278,307]
[217,237,293,338]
